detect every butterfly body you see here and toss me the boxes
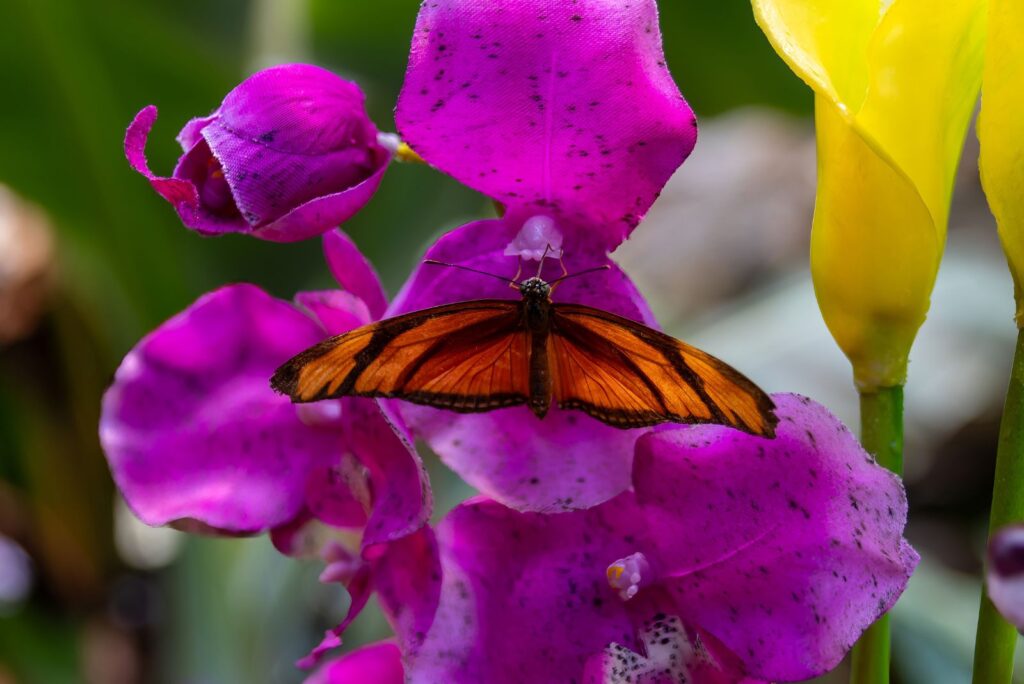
[520,276,555,418]
[272,274,777,436]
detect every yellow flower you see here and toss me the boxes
[753,0,986,390]
[979,0,1024,326]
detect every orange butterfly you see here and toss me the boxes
[272,261,777,436]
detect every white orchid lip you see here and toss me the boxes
[504,215,564,262]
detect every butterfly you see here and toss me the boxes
[271,260,777,436]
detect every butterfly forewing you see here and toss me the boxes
[272,300,530,409]
[550,305,777,436]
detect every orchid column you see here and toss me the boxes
[975,1,1024,680]
[751,1,985,682]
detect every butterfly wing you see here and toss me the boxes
[549,304,777,436]
[272,300,532,412]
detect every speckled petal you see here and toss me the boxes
[388,218,655,512]
[987,524,1024,630]
[304,642,403,684]
[406,497,640,683]
[633,394,919,681]
[395,0,697,251]
[100,285,343,532]
[582,620,762,684]
[322,229,389,320]
[125,106,247,236]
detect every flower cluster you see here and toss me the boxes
[104,1,918,682]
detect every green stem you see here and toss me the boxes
[850,386,904,684]
[972,329,1024,684]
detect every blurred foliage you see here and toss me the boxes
[0,0,809,681]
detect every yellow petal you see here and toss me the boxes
[754,0,986,389]
[979,0,1024,325]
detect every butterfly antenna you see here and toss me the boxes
[549,264,612,288]
[423,259,519,287]
[535,244,554,278]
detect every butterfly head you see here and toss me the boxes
[518,276,552,302]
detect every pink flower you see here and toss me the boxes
[405,396,918,683]
[99,231,432,666]
[125,64,390,241]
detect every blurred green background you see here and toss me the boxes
[0,0,1011,682]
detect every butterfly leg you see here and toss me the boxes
[510,257,523,288]
[550,250,571,293]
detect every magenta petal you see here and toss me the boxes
[125,107,247,236]
[100,284,342,532]
[295,290,371,335]
[176,113,218,150]
[395,0,697,251]
[370,528,442,652]
[987,524,1024,630]
[388,218,653,511]
[218,64,380,155]
[201,123,386,237]
[304,642,403,684]
[322,229,389,320]
[402,403,638,512]
[297,564,373,670]
[345,400,431,548]
[305,462,369,529]
[129,64,390,242]
[633,394,919,681]
[251,162,388,242]
[406,498,638,684]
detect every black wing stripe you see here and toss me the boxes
[636,331,732,427]
[391,312,521,393]
[553,317,671,416]
[335,302,517,395]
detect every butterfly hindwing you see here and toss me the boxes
[549,304,777,436]
[272,300,531,411]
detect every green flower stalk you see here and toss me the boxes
[974,2,1024,681]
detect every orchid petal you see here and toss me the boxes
[369,528,442,652]
[406,498,638,683]
[344,400,432,548]
[322,229,389,320]
[125,106,245,236]
[99,285,340,533]
[396,0,696,252]
[987,524,1024,630]
[304,642,403,684]
[297,564,373,669]
[633,394,919,680]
